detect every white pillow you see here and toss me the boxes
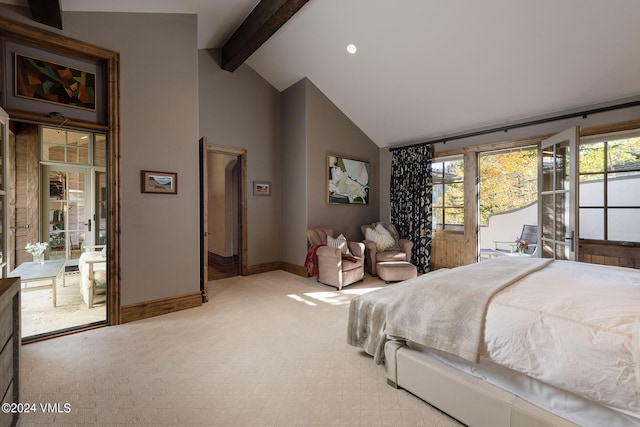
[374,223,401,251]
[365,227,396,251]
[327,234,351,255]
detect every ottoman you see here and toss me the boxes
[376,261,417,283]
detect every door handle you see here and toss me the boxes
[84,219,92,231]
[562,230,575,252]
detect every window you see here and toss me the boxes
[41,127,91,165]
[579,131,640,242]
[432,156,464,231]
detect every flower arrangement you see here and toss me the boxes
[26,242,48,264]
[25,242,48,255]
[515,237,529,253]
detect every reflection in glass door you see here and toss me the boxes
[95,171,107,246]
[42,166,91,262]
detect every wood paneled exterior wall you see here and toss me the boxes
[431,231,465,269]
[579,240,640,269]
[13,126,39,268]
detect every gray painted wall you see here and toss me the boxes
[281,80,308,266]
[305,80,380,242]
[0,7,201,305]
[198,49,283,267]
[282,79,380,266]
[66,12,201,305]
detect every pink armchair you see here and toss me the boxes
[306,228,365,290]
[361,224,413,276]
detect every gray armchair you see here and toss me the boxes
[306,228,365,290]
[361,224,413,276]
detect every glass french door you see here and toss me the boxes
[538,127,579,260]
[41,165,93,262]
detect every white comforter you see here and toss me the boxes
[385,257,552,362]
[484,260,640,419]
[348,258,640,420]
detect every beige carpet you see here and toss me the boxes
[17,270,462,426]
[20,272,107,338]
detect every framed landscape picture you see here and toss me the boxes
[141,170,177,194]
[327,155,369,204]
[253,181,271,196]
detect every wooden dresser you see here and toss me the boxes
[0,278,20,427]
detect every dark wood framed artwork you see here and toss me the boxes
[14,52,97,111]
[1,37,106,124]
[327,155,369,204]
[141,170,178,194]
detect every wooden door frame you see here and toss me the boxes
[204,144,247,279]
[0,17,121,325]
[199,138,208,300]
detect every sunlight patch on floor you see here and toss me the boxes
[286,293,317,306]
[286,286,384,306]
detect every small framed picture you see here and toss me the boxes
[141,170,178,194]
[253,181,271,196]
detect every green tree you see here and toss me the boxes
[479,149,537,226]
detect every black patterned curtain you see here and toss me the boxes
[390,145,433,273]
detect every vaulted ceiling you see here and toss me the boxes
[7,0,640,148]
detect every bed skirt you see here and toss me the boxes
[385,340,639,427]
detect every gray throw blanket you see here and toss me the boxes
[347,269,450,364]
[385,257,553,363]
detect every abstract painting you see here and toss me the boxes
[15,53,96,111]
[327,155,369,204]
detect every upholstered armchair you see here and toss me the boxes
[361,223,413,276]
[79,245,107,308]
[306,228,365,290]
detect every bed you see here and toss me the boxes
[347,257,640,427]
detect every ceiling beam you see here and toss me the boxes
[221,0,310,72]
[27,0,63,30]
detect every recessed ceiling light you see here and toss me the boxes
[346,44,358,54]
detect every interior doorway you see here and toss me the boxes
[208,150,240,279]
[12,122,107,339]
[202,144,247,283]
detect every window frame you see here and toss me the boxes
[579,130,640,243]
[432,155,464,231]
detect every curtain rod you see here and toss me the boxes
[388,99,640,152]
